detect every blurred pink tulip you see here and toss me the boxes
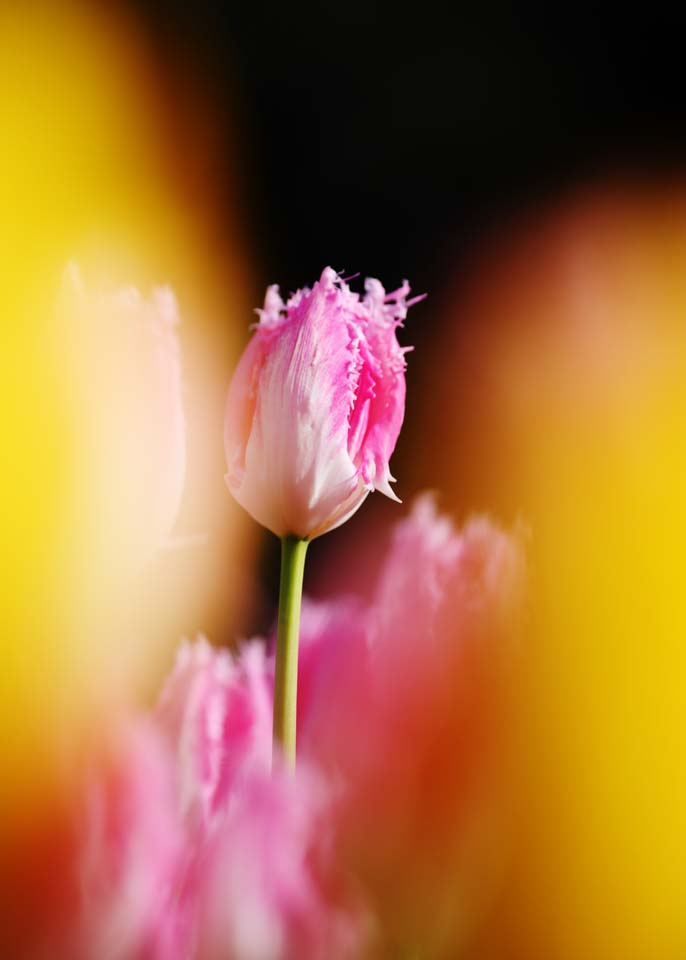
[224,267,422,539]
[78,638,360,960]
[62,265,187,568]
[295,495,526,956]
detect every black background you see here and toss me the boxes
[135,2,686,300]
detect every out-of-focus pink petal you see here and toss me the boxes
[199,761,363,960]
[79,721,191,960]
[292,495,526,957]
[371,493,526,661]
[78,636,363,960]
[155,637,273,831]
[295,597,371,766]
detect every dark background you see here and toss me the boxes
[137,2,686,298]
[135,0,686,627]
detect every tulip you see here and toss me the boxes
[224,267,420,540]
[224,267,422,764]
[77,640,361,960]
[294,495,526,957]
[61,264,187,570]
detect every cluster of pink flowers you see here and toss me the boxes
[74,496,524,959]
[15,266,525,959]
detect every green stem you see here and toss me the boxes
[273,535,308,768]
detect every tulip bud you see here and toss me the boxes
[224,267,421,539]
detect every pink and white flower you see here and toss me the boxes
[224,268,422,539]
[78,638,361,960]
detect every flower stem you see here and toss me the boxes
[273,535,308,768]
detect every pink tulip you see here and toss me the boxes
[293,496,526,956]
[296,495,524,762]
[224,267,422,539]
[78,638,360,960]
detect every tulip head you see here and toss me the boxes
[224,267,421,539]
